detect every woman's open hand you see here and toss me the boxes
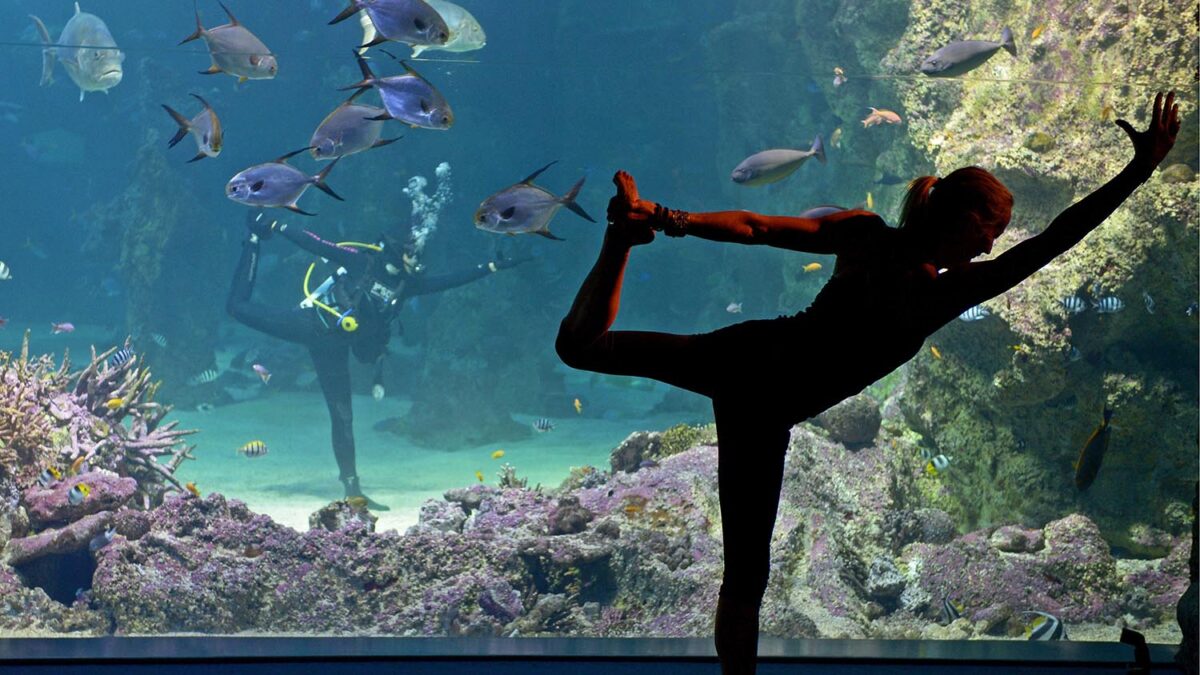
[1116,91,1181,173]
[606,171,656,246]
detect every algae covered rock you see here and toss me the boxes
[815,393,882,447]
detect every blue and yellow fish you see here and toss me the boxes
[924,454,951,477]
[68,483,91,506]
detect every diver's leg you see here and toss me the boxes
[308,342,390,511]
[226,236,315,343]
[711,397,792,675]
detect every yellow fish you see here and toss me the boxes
[930,345,942,359]
[1031,24,1045,40]
[573,398,583,414]
[866,191,874,210]
[68,482,91,506]
[491,449,505,460]
[830,127,843,149]
[475,470,484,482]
[345,496,368,509]
[803,262,822,273]
[104,397,124,411]
[1100,103,1115,122]
[623,503,644,517]
[68,456,87,476]
[185,481,201,498]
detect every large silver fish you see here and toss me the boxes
[411,0,486,58]
[226,148,343,216]
[920,28,1016,78]
[309,90,400,160]
[162,93,223,162]
[341,52,453,130]
[731,136,825,186]
[30,2,124,102]
[474,162,595,241]
[330,0,449,50]
[180,1,277,82]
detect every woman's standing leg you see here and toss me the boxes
[711,397,793,675]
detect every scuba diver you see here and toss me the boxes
[557,92,1180,675]
[227,212,526,510]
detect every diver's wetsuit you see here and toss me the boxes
[226,225,494,496]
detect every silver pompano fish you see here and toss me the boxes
[179,1,277,82]
[330,0,449,50]
[475,162,595,241]
[731,136,825,186]
[411,0,486,58]
[920,27,1016,78]
[342,53,453,130]
[309,90,400,160]
[226,148,343,216]
[162,93,223,162]
[30,2,124,102]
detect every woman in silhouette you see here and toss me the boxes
[556,91,1180,674]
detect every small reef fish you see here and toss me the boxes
[1142,291,1155,314]
[345,496,369,510]
[920,27,1017,78]
[1024,611,1067,640]
[1031,24,1046,40]
[574,398,583,414]
[38,466,63,488]
[1074,407,1113,491]
[51,322,75,334]
[150,333,168,347]
[832,66,846,87]
[162,94,223,162]
[88,527,115,553]
[798,205,848,219]
[0,261,10,280]
[803,262,823,273]
[958,305,990,322]
[30,3,124,102]
[940,596,964,624]
[638,459,660,469]
[1186,302,1199,317]
[474,162,595,241]
[491,449,505,460]
[107,347,134,369]
[1100,103,1115,122]
[474,470,484,482]
[104,397,124,411]
[309,89,399,160]
[924,454,951,476]
[830,127,843,149]
[68,456,87,476]
[185,482,201,498]
[187,368,220,386]
[1064,345,1082,363]
[929,345,942,359]
[533,418,554,433]
[180,1,277,82]
[226,148,343,216]
[252,363,271,384]
[730,136,826,186]
[411,0,487,58]
[1093,296,1125,314]
[865,192,874,210]
[238,440,269,458]
[68,483,91,506]
[862,107,902,127]
[1059,295,1087,315]
[330,0,450,50]
[196,403,215,413]
[341,52,453,130]
[726,302,743,314]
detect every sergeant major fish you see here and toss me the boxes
[330,0,449,50]
[958,305,990,321]
[226,148,343,216]
[475,162,595,241]
[730,136,826,186]
[162,94,223,162]
[341,52,453,130]
[30,3,125,102]
[309,89,400,160]
[920,27,1017,78]
[180,1,277,82]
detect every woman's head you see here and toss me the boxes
[898,167,1013,266]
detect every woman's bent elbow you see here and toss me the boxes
[555,322,588,369]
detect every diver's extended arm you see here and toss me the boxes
[277,224,367,272]
[405,262,494,297]
[935,92,1181,313]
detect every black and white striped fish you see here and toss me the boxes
[107,347,134,369]
[1092,296,1125,314]
[237,440,269,457]
[187,368,219,386]
[958,305,990,322]
[1024,611,1067,640]
[533,418,555,433]
[150,333,168,348]
[1059,295,1087,314]
[1142,291,1155,314]
[0,261,11,280]
[940,596,964,624]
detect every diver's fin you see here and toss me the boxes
[521,161,557,185]
[560,177,595,222]
[162,104,191,148]
[312,157,344,201]
[29,15,55,87]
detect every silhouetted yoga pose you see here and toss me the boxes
[556,92,1180,675]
